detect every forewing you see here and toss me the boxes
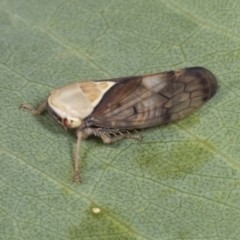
[85,67,217,129]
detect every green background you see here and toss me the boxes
[0,0,239,239]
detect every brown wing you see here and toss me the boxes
[84,67,217,129]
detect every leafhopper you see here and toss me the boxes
[21,67,217,183]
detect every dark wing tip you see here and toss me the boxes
[181,66,218,100]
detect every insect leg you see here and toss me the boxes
[100,132,142,144]
[74,128,142,183]
[74,130,84,183]
[74,128,96,183]
[20,100,47,115]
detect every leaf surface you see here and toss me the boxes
[0,1,239,239]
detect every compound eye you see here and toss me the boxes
[63,117,82,128]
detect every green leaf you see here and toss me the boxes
[0,0,239,239]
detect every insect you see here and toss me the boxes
[20,67,217,183]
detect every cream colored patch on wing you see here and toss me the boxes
[142,75,168,92]
[98,82,109,90]
[79,81,116,107]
